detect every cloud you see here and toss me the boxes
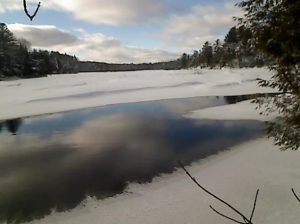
[58,0,168,25]
[1,0,168,26]
[0,0,22,12]
[2,1,243,61]
[7,24,179,63]
[65,32,179,63]
[160,2,242,53]
[161,34,224,54]
[165,3,242,36]
[8,24,79,47]
[181,36,224,53]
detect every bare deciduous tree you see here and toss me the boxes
[23,0,41,21]
[178,161,259,224]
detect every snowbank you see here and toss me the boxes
[28,137,300,224]
[0,68,274,120]
[26,88,300,224]
[1,67,294,224]
[184,100,279,121]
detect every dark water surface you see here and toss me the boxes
[0,95,264,223]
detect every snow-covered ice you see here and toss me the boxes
[184,100,279,121]
[0,68,274,120]
[28,137,300,224]
[26,97,300,224]
[2,67,298,224]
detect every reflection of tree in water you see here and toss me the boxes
[0,123,2,133]
[224,93,280,105]
[0,115,264,224]
[4,119,22,135]
[224,94,256,104]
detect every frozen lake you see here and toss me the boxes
[0,68,274,120]
[0,95,264,223]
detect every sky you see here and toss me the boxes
[0,0,242,63]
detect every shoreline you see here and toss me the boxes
[0,68,274,121]
[28,137,300,224]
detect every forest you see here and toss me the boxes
[0,22,269,80]
[0,23,79,79]
[179,26,268,69]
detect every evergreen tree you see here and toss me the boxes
[16,38,35,77]
[0,23,17,76]
[190,50,200,67]
[201,41,213,68]
[237,0,300,150]
[213,39,223,67]
[223,27,240,67]
[225,27,239,44]
[180,53,189,69]
[0,23,80,78]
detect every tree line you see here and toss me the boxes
[0,23,79,79]
[0,23,183,79]
[0,21,273,80]
[179,0,299,152]
[237,0,300,151]
[180,26,268,69]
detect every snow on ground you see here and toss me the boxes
[3,67,297,224]
[0,67,274,120]
[27,93,300,224]
[29,139,300,224]
[184,100,279,121]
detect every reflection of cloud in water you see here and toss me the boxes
[62,114,174,182]
[0,113,264,223]
[66,114,168,150]
[23,113,65,125]
[161,96,226,116]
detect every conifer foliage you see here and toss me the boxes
[237,0,300,150]
[0,23,79,79]
[179,26,264,69]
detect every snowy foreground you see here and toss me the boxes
[28,101,300,224]
[0,68,274,120]
[3,68,300,224]
[184,99,279,121]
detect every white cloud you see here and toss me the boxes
[57,0,167,25]
[8,24,79,47]
[7,24,179,63]
[2,1,243,61]
[159,35,224,55]
[180,35,224,53]
[1,0,168,26]
[64,32,179,63]
[165,3,241,36]
[0,0,22,12]
[161,2,242,53]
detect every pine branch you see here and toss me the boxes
[178,160,259,224]
[23,0,41,21]
[281,72,300,97]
